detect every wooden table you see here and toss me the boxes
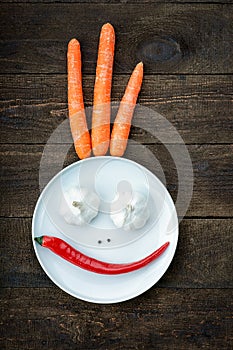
[1,1,232,349]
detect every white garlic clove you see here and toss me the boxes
[60,187,100,226]
[110,190,150,231]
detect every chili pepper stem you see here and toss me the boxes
[35,236,43,245]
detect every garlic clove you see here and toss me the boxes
[110,190,150,231]
[133,208,150,229]
[61,187,100,226]
[110,211,126,228]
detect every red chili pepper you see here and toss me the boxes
[35,236,169,275]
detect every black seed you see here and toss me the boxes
[98,240,102,244]
[107,238,111,242]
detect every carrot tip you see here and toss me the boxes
[68,38,80,47]
[102,22,114,31]
[136,62,143,70]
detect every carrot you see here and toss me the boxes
[92,23,115,156]
[67,38,91,159]
[110,62,143,157]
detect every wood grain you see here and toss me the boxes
[1,74,232,144]
[1,218,232,289]
[0,4,232,74]
[1,287,232,350]
[1,0,232,348]
[0,144,232,217]
[2,0,233,3]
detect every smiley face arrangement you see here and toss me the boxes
[34,23,172,284]
[33,157,178,302]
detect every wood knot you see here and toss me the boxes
[137,37,182,64]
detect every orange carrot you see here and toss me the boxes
[92,23,115,156]
[67,38,91,159]
[110,62,143,157]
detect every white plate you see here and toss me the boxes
[32,156,178,303]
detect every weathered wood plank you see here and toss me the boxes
[1,287,232,349]
[1,74,232,144]
[2,0,233,3]
[0,4,232,74]
[0,144,232,217]
[1,218,232,288]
